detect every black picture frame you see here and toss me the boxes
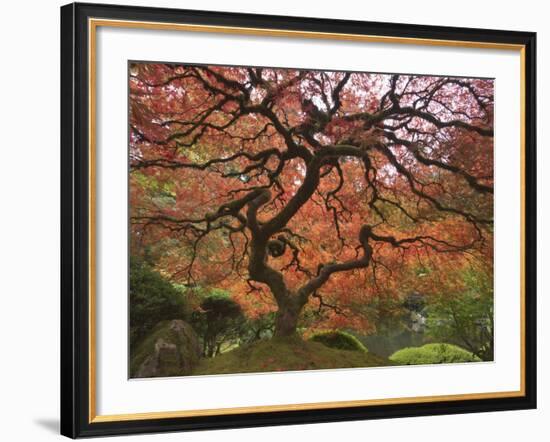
[61,2,537,438]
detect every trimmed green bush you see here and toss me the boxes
[389,343,481,365]
[309,330,368,353]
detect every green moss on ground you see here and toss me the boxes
[192,335,387,375]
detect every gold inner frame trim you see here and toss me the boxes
[88,17,527,424]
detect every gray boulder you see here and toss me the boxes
[131,320,201,378]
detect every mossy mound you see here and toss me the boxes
[310,330,368,353]
[130,320,201,378]
[193,335,387,375]
[389,343,481,365]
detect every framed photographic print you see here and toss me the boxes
[60,2,537,438]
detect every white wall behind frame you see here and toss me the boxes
[0,0,545,442]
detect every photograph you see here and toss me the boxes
[128,63,495,378]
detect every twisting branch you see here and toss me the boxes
[298,225,374,301]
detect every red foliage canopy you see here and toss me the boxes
[129,63,493,336]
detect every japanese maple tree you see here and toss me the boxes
[129,63,493,337]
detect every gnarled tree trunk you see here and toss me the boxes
[245,189,375,338]
[274,296,305,337]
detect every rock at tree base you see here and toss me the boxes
[131,320,201,378]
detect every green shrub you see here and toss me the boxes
[191,292,245,357]
[310,330,368,353]
[389,343,481,365]
[129,256,189,350]
[426,269,494,361]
